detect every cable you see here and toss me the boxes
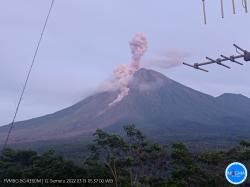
[2,0,55,150]
[236,47,243,55]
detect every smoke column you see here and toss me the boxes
[146,50,189,69]
[109,33,148,106]
[130,33,148,70]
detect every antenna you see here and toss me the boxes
[202,0,207,24]
[233,44,247,54]
[232,0,236,14]
[220,55,243,65]
[201,0,248,24]
[206,57,230,69]
[183,62,209,72]
[243,0,248,13]
[221,0,224,18]
[183,44,250,72]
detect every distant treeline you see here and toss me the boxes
[0,125,250,187]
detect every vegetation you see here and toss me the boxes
[1,125,250,187]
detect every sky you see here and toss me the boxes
[1,0,250,126]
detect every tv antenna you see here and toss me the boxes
[183,44,250,72]
[202,0,248,24]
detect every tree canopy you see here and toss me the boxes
[0,125,250,187]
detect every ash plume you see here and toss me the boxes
[109,33,148,106]
[146,50,189,69]
[130,33,148,70]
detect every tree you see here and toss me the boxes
[0,148,86,187]
[1,127,250,187]
[85,125,168,186]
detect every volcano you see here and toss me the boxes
[1,68,250,146]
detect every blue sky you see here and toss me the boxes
[1,0,250,126]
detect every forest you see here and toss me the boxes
[1,125,250,187]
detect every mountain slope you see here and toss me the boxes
[1,68,250,145]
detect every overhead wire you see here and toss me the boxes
[236,47,243,55]
[2,0,55,150]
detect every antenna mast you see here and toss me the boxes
[221,0,224,18]
[201,0,248,24]
[202,0,207,24]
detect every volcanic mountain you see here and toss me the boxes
[1,68,250,146]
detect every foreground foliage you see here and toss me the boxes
[0,125,250,187]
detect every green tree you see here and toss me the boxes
[85,125,168,187]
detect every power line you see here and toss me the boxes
[2,0,55,150]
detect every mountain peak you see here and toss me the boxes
[1,68,250,145]
[134,68,173,81]
[129,68,175,91]
[218,93,248,99]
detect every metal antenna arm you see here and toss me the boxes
[232,0,236,14]
[206,57,231,69]
[221,55,243,65]
[183,62,209,72]
[233,44,247,54]
[202,0,207,24]
[221,0,225,18]
[183,44,249,72]
[244,0,248,13]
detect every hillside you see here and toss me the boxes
[1,68,250,147]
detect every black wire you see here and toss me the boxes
[2,0,55,150]
[236,47,243,55]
